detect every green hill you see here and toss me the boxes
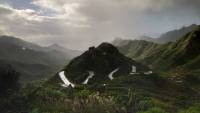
[49,42,150,86]
[1,27,200,113]
[0,36,81,83]
[156,24,198,43]
[115,26,200,73]
[25,42,200,113]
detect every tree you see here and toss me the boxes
[0,63,20,95]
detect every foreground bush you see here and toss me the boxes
[179,103,200,113]
[137,107,168,113]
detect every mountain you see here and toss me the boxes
[136,35,158,42]
[0,35,80,83]
[48,43,82,59]
[156,24,198,43]
[50,42,151,86]
[113,39,161,61]
[114,25,200,73]
[113,36,158,46]
[112,38,132,47]
[144,26,200,71]
[113,24,199,45]
[29,42,200,113]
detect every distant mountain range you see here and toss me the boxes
[114,25,200,73]
[0,35,82,83]
[156,24,198,43]
[48,43,81,59]
[113,24,198,44]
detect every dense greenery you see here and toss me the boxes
[0,26,200,113]
[0,62,28,113]
[0,63,20,94]
[24,71,200,113]
[156,24,198,43]
[63,42,149,84]
[116,26,200,74]
[0,35,78,83]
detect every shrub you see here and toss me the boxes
[179,104,200,113]
[137,107,168,113]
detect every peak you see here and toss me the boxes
[0,35,20,41]
[194,25,200,30]
[178,26,200,52]
[49,43,65,49]
[97,42,119,54]
[114,37,123,41]
[98,42,115,48]
[189,24,198,27]
[188,26,200,41]
[180,25,200,42]
[0,35,26,45]
[49,43,60,47]
[181,24,198,29]
[60,42,149,84]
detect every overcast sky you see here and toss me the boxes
[0,0,200,50]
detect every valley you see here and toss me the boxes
[0,26,200,113]
[1,1,200,113]
[0,36,82,83]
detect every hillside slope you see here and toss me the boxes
[28,42,200,113]
[114,26,200,73]
[144,26,200,71]
[0,36,81,83]
[156,24,198,43]
[113,24,198,45]
[50,42,150,86]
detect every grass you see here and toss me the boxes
[24,70,200,113]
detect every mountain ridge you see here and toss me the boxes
[156,24,198,43]
[113,24,199,44]
[50,42,151,86]
[0,35,81,83]
[114,25,200,72]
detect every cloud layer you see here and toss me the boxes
[0,0,200,49]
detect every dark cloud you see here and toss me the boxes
[0,0,200,50]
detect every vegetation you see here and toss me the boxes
[0,62,28,113]
[0,35,78,83]
[117,26,200,74]
[178,104,200,113]
[0,26,200,113]
[25,71,200,113]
